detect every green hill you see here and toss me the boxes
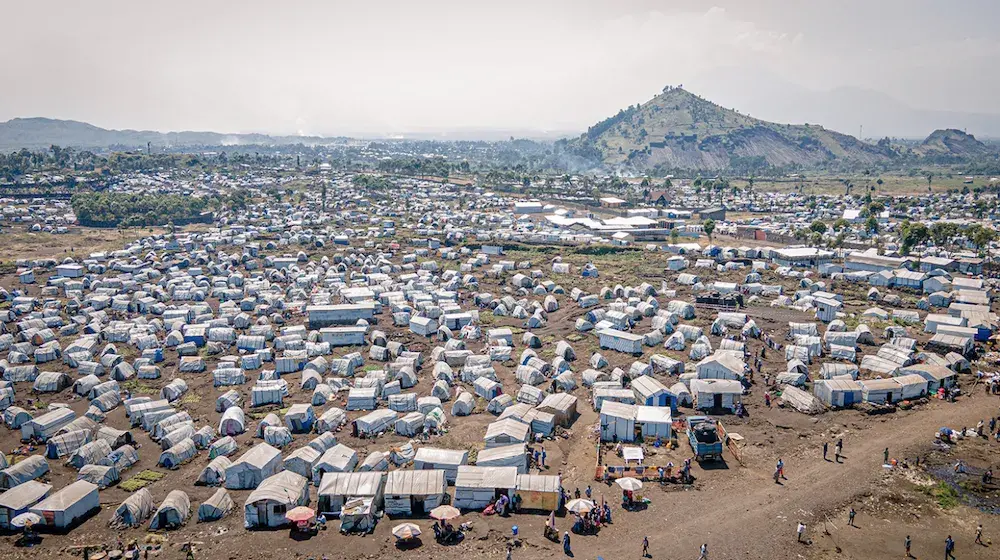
[913,128,993,158]
[561,86,895,172]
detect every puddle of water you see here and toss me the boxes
[926,465,1000,515]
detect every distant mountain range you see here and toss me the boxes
[0,117,342,151]
[3,92,997,174]
[0,117,572,151]
[559,87,997,172]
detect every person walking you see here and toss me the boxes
[541,446,547,468]
[905,535,911,558]
[945,535,955,560]
[884,448,890,465]
[642,536,649,558]
[835,439,843,463]
[562,531,572,556]
[698,543,708,560]
[506,543,513,560]
[585,485,592,499]
[797,522,807,543]
[848,508,856,527]
[823,441,829,461]
[975,523,983,545]
[777,458,786,480]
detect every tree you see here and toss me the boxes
[321,183,328,210]
[865,215,879,234]
[809,220,827,235]
[965,224,996,254]
[669,228,679,245]
[703,219,716,240]
[899,220,929,255]
[662,178,672,189]
[930,222,959,247]
[832,218,850,232]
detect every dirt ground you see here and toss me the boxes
[2,240,999,560]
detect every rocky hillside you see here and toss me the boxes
[913,128,994,158]
[560,87,895,172]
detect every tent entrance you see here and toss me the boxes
[713,394,723,409]
[412,496,425,515]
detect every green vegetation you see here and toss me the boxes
[352,174,396,190]
[703,219,716,240]
[121,380,157,395]
[899,220,929,255]
[922,481,960,509]
[964,223,996,254]
[120,469,166,492]
[809,220,827,235]
[71,192,211,227]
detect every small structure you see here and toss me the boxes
[859,378,901,404]
[383,469,448,516]
[630,376,675,409]
[0,480,51,529]
[149,490,190,530]
[635,406,672,440]
[690,379,743,412]
[198,488,234,523]
[454,466,518,510]
[317,471,386,515]
[226,443,282,490]
[897,364,957,392]
[475,444,528,474]
[514,474,562,512]
[813,379,862,408]
[412,448,468,484]
[599,401,637,443]
[30,480,99,529]
[484,418,530,449]
[598,329,644,355]
[244,471,310,529]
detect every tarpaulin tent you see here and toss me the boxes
[110,488,154,528]
[149,490,190,530]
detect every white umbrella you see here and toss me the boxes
[566,498,595,514]
[11,512,41,528]
[393,522,422,540]
[615,477,643,491]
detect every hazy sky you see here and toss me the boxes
[2,0,999,137]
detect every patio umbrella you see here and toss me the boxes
[429,505,461,520]
[615,477,643,491]
[566,498,595,514]
[284,506,316,524]
[392,522,422,540]
[10,512,41,528]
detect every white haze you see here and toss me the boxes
[2,0,999,138]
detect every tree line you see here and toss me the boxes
[71,192,211,227]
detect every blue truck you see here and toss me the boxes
[686,416,724,461]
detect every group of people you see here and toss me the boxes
[821,438,845,462]
[571,504,609,535]
[489,493,520,516]
[431,520,460,543]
